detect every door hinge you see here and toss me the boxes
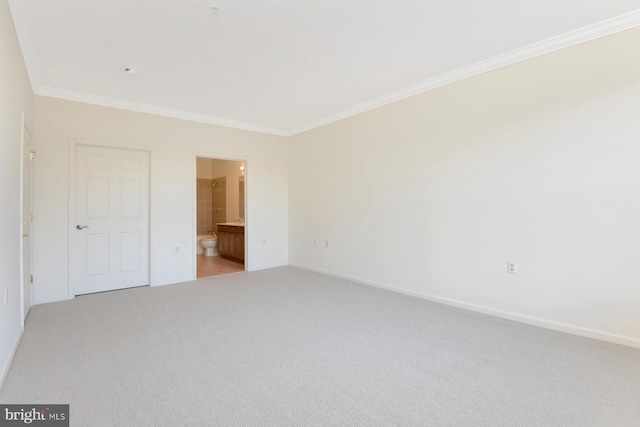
[30,275,33,284]
[29,151,36,161]
[29,213,33,222]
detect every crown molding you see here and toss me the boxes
[10,0,640,138]
[286,9,640,136]
[36,87,289,137]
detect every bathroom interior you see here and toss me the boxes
[196,157,246,278]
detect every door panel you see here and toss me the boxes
[86,234,109,276]
[119,178,141,218]
[86,177,110,218]
[119,232,141,272]
[73,146,149,295]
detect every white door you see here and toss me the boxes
[72,145,149,295]
[21,121,33,322]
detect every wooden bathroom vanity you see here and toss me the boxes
[217,223,245,262]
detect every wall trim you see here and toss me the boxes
[33,295,74,305]
[289,263,640,349]
[9,2,640,137]
[8,0,640,137]
[37,87,288,137]
[247,262,288,272]
[287,10,640,136]
[0,326,24,389]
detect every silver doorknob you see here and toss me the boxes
[76,224,90,230]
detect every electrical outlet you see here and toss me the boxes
[507,261,517,274]
[325,240,330,248]
[175,246,180,252]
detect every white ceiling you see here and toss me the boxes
[9,0,640,136]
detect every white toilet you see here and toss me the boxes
[198,233,218,256]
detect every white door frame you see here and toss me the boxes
[19,112,33,325]
[68,142,151,297]
[192,153,249,278]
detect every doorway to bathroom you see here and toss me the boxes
[196,157,246,278]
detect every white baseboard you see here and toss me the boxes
[33,294,74,305]
[246,262,288,272]
[0,326,24,389]
[289,263,640,349]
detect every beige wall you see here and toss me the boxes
[33,97,288,304]
[288,27,640,347]
[0,1,33,383]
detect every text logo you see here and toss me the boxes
[0,405,68,426]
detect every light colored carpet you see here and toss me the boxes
[1,267,639,426]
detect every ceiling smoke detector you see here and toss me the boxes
[210,5,220,14]
[123,67,138,75]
